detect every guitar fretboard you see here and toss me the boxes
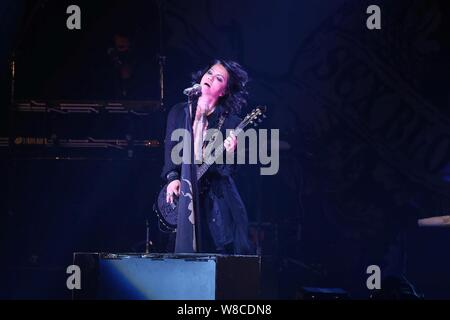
[196,126,245,180]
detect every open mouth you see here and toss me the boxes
[203,82,211,88]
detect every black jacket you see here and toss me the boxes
[161,102,253,254]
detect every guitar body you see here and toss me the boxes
[155,183,178,231]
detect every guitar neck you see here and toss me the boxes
[196,126,244,180]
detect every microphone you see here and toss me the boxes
[183,83,202,96]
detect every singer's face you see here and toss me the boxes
[200,64,229,99]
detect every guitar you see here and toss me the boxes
[154,106,267,231]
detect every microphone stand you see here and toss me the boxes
[157,0,166,111]
[9,52,15,150]
[7,1,42,227]
[188,95,196,122]
[158,55,166,111]
[145,218,150,254]
[186,92,202,252]
[10,53,15,106]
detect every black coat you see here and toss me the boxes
[161,102,254,254]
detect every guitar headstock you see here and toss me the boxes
[242,106,267,128]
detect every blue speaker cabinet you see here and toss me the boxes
[72,253,261,300]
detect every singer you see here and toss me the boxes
[160,59,254,255]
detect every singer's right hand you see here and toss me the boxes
[166,180,180,204]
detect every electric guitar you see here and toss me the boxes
[154,106,267,231]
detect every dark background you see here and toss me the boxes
[1,0,450,299]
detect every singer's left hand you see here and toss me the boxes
[224,131,237,153]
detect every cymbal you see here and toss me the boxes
[418,215,450,227]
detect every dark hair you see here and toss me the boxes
[192,59,249,115]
